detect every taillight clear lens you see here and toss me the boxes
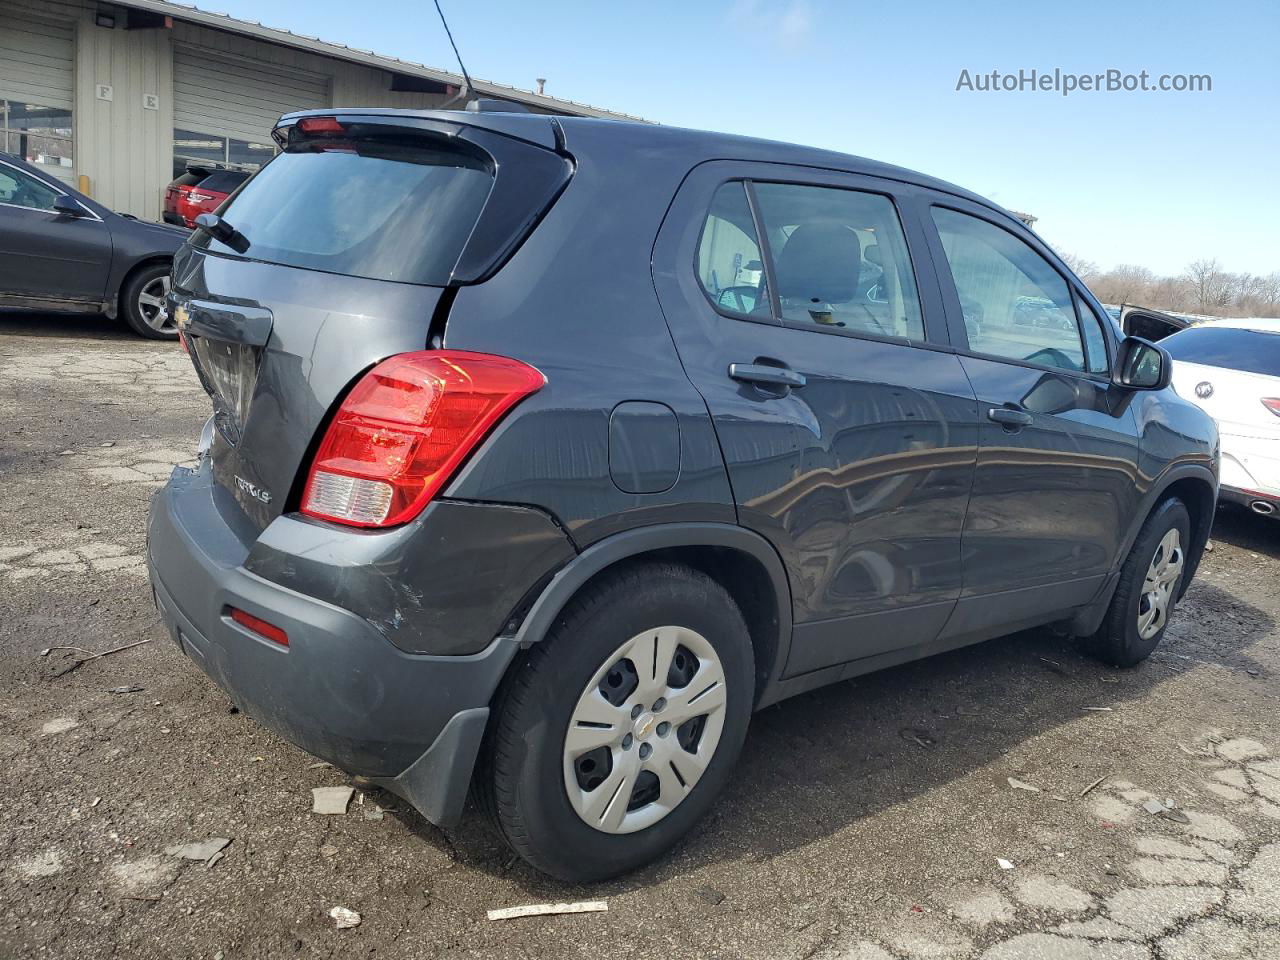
[1262,398,1280,417]
[301,351,545,528]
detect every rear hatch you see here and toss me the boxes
[171,111,572,533]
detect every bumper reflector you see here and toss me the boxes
[229,607,289,647]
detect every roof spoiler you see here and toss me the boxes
[465,98,532,114]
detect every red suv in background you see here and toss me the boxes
[162,166,249,228]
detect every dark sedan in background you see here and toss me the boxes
[0,154,186,339]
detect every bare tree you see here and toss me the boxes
[1091,264,1155,306]
[1059,251,1099,283]
[1184,258,1232,314]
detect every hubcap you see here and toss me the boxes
[137,275,173,332]
[1138,527,1184,640]
[563,625,727,834]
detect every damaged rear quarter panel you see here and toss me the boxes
[243,499,576,655]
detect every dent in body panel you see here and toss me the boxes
[244,499,576,656]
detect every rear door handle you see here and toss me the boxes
[987,407,1033,427]
[728,363,806,389]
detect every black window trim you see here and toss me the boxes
[926,198,1114,384]
[695,173,937,351]
[1072,286,1114,376]
[690,179,779,328]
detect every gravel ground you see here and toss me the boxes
[2,312,1279,960]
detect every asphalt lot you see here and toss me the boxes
[2,311,1279,960]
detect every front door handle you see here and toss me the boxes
[729,363,806,389]
[988,407,1033,427]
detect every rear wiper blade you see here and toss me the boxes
[193,213,251,254]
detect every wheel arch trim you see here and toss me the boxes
[509,522,794,700]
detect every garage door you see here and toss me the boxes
[0,11,75,183]
[173,45,329,172]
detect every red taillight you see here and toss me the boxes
[297,116,345,134]
[301,351,546,528]
[229,607,289,647]
[1262,398,1280,417]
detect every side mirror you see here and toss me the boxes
[1114,336,1172,391]
[53,195,84,218]
[193,212,250,254]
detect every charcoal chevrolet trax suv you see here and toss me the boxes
[148,107,1218,881]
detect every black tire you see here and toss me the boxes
[120,262,176,340]
[1089,497,1191,667]
[480,562,754,882]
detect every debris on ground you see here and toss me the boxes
[45,638,153,677]
[1080,775,1108,798]
[694,886,726,906]
[164,838,232,863]
[90,797,101,808]
[329,906,361,929]
[996,858,1015,870]
[1140,798,1192,823]
[487,901,608,921]
[363,805,385,822]
[307,761,332,770]
[1204,540,1214,552]
[312,786,355,815]
[40,718,79,735]
[1008,778,1041,792]
[108,685,144,694]
[1082,706,1113,712]
[100,441,115,447]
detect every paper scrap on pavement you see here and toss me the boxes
[487,901,608,921]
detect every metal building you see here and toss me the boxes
[0,0,638,220]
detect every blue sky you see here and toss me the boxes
[209,0,1278,276]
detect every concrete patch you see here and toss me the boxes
[1215,738,1269,763]
[1157,917,1254,960]
[108,856,180,898]
[982,933,1148,959]
[1225,841,1280,921]
[1125,856,1229,886]
[1103,885,1222,937]
[1131,837,1205,861]
[1179,810,1246,845]
[1012,875,1094,913]
[16,850,64,878]
[944,887,1017,927]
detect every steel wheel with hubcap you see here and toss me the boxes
[1137,527,1183,640]
[564,625,727,834]
[481,562,754,882]
[1088,496,1192,667]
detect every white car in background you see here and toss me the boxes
[1164,319,1280,518]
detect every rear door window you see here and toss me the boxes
[754,182,925,340]
[193,133,494,286]
[932,207,1087,373]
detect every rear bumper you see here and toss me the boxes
[147,464,522,825]
[1220,484,1280,517]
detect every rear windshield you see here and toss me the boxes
[197,170,249,194]
[1163,326,1280,377]
[190,133,494,286]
